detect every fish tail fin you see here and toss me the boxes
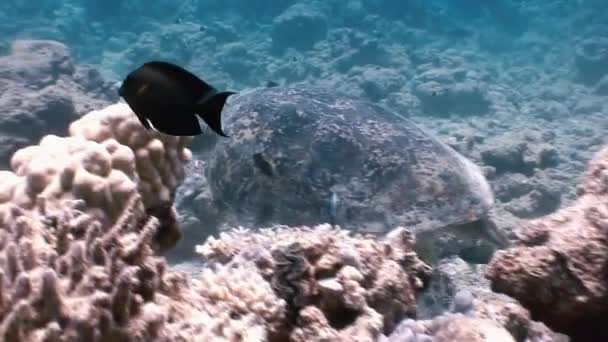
[195,91,236,137]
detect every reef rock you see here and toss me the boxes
[487,144,608,340]
[384,293,562,342]
[575,37,608,86]
[0,39,116,168]
[271,2,328,51]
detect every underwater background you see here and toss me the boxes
[0,0,607,341]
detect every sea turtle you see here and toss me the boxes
[202,85,494,236]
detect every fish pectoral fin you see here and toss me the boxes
[195,91,236,137]
[147,113,203,136]
[147,119,161,132]
[135,112,152,129]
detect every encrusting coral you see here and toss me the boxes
[487,145,608,340]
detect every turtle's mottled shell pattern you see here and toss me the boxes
[204,86,493,233]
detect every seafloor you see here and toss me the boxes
[0,1,607,341]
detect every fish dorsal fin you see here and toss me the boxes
[143,61,216,101]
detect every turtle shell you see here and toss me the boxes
[203,85,494,234]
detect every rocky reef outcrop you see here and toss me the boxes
[487,145,608,341]
[0,40,117,168]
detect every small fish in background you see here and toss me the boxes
[328,191,339,227]
[432,90,438,96]
[266,80,279,88]
[253,153,276,177]
[118,61,236,137]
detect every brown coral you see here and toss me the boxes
[487,145,608,340]
[0,191,288,341]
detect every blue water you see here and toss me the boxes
[2,1,606,92]
[1,1,607,340]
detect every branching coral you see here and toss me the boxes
[197,224,433,341]
[0,101,198,340]
[0,189,288,341]
[0,192,164,340]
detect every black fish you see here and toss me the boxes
[253,153,275,177]
[118,61,236,137]
[266,80,279,88]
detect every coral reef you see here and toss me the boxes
[0,101,202,340]
[0,101,565,341]
[0,190,283,341]
[0,193,172,341]
[196,224,562,341]
[3,103,192,250]
[197,225,432,340]
[68,103,192,213]
[383,291,563,342]
[2,1,608,340]
[412,256,567,342]
[0,102,291,341]
[487,145,608,340]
